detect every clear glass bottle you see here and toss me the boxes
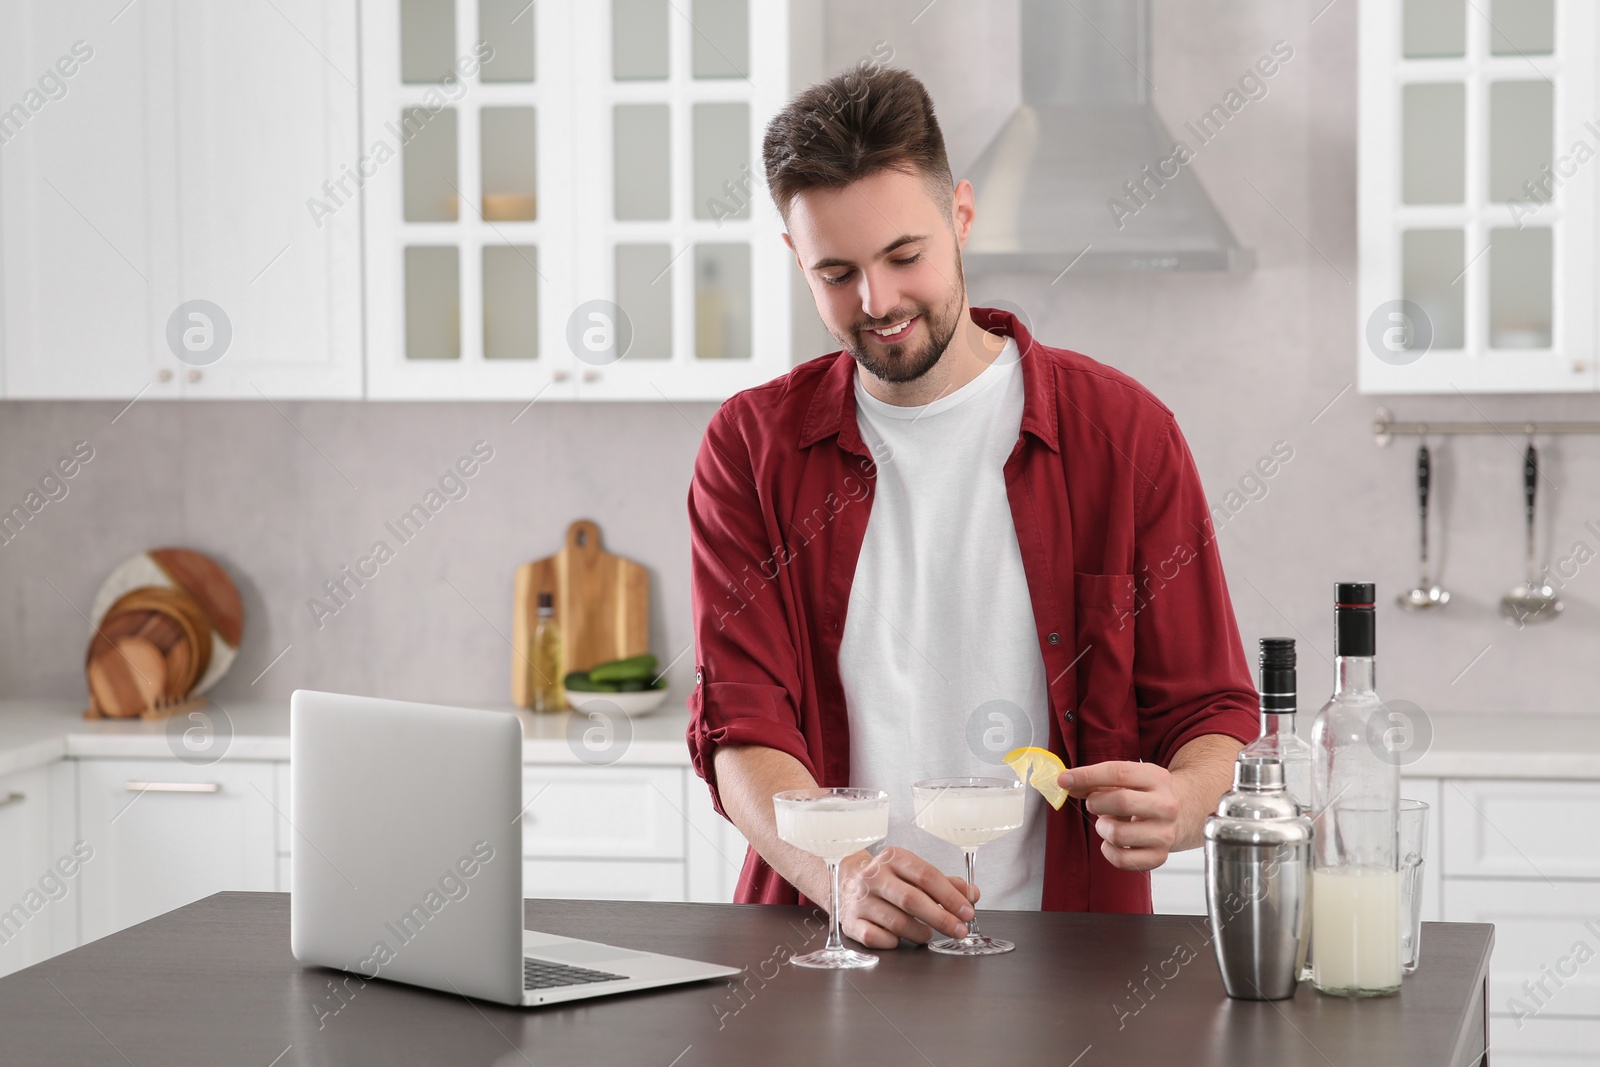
[530,592,566,713]
[1243,637,1313,813]
[1309,582,1401,997]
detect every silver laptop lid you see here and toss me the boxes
[290,690,524,1005]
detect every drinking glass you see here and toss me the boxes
[912,777,1025,955]
[773,787,889,969]
[1399,799,1429,975]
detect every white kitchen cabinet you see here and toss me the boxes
[523,860,686,902]
[1440,777,1600,1065]
[0,766,59,977]
[359,0,581,401]
[1357,0,1599,393]
[75,759,278,944]
[1443,778,1600,880]
[1490,1017,1600,1066]
[360,0,791,400]
[521,764,686,860]
[684,774,749,903]
[1448,880,1600,1019]
[0,0,178,400]
[166,0,363,398]
[0,0,362,400]
[1151,845,1206,916]
[567,0,792,401]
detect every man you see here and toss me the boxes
[685,64,1258,950]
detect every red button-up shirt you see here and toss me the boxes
[686,307,1258,912]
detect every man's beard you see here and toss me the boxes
[836,265,966,385]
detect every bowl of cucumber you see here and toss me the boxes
[564,653,670,716]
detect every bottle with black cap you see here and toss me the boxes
[1242,638,1312,813]
[1308,581,1401,997]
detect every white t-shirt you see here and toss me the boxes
[838,337,1051,911]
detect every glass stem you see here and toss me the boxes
[824,858,845,955]
[963,848,980,939]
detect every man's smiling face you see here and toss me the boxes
[783,168,971,385]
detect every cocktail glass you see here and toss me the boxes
[912,777,1025,955]
[773,787,890,969]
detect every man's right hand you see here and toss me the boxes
[835,846,978,949]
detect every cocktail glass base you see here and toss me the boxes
[790,946,880,969]
[928,933,1014,956]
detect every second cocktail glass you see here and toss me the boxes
[912,777,1025,955]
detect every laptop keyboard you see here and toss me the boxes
[524,957,630,991]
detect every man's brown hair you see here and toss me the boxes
[762,62,954,226]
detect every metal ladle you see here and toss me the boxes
[1499,441,1563,626]
[1398,442,1450,611]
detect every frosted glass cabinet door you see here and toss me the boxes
[1403,0,1465,57]
[571,0,789,400]
[1358,0,1596,393]
[363,0,579,399]
[362,0,788,400]
[1401,83,1465,204]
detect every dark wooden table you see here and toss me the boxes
[0,893,1491,1066]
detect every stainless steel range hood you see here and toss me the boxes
[962,0,1253,274]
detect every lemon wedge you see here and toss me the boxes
[1003,746,1070,810]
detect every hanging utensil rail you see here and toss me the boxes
[1374,406,1600,446]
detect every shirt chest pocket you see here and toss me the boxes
[1070,572,1140,763]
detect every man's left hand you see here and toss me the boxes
[1059,762,1180,872]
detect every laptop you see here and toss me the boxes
[289,689,740,1006]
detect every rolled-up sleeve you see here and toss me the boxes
[1131,415,1259,766]
[686,403,814,819]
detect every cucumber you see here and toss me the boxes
[564,671,619,693]
[615,679,649,692]
[589,653,658,684]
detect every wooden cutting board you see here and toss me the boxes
[511,519,649,706]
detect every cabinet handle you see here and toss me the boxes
[0,791,24,809]
[187,369,203,383]
[125,781,221,794]
[158,368,174,383]
[552,369,570,382]
[582,370,600,383]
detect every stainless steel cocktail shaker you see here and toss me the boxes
[1203,755,1313,1000]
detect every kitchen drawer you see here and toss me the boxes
[522,860,685,902]
[1447,880,1600,1019]
[1152,847,1205,916]
[76,759,277,943]
[1443,780,1600,879]
[1488,1016,1600,1065]
[521,765,686,860]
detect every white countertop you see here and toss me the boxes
[0,698,699,778]
[0,700,1596,780]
